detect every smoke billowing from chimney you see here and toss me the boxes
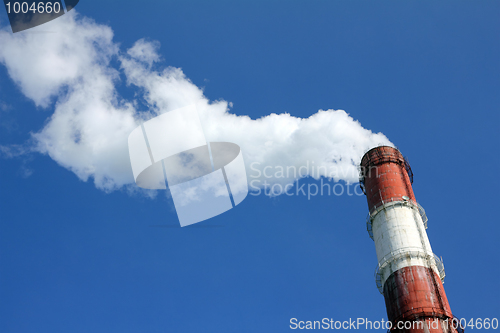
[0,12,392,194]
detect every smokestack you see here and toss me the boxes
[360,146,461,333]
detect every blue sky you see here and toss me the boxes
[0,1,499,332]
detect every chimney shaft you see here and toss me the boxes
[360,146,460,333]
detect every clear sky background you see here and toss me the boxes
[0,1,499,332]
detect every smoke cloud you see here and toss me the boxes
[0,12,392,194]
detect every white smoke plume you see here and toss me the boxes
[0,12,392,193]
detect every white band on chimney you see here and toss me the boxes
[371,201,443,288]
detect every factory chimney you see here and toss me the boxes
[359,146,462,333]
